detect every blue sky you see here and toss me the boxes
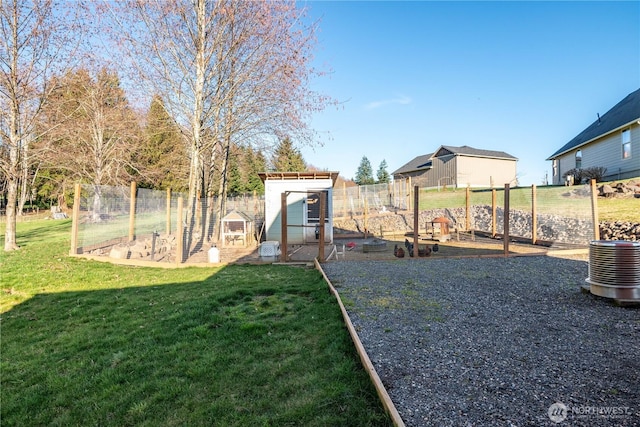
[299,1,640,186]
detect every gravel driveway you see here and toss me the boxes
[322,256,639,427]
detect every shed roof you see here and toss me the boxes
[547,88,640,160]
[258,171,339,185]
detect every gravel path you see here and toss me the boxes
[322,256,640,427]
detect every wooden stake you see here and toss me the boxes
[280,192,288,262]
[504,183,510,256]
[319,191,326,262]
[491,188,497,238]
[531,185,537,245]
[166,188,171,235]
[69,183,81,255]
[413,185,419,258]
[129,181,137,242]
[590,179,600,240]
[176,197,183,265]
[465,186,471,231]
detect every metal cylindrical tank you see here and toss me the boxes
[586,240,640,301]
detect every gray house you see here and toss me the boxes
[547,88,640,184]
[392,145,518,189]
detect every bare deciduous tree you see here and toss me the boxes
[39,68,141,220]
[0,0,88,250]
[105,0,333,252]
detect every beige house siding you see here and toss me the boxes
[552,123,640,184]
[456,156,517,188]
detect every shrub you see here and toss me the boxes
[582,166,607,182]
[562,168,584,184]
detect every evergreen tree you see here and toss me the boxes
[226,145,245,196]
[376,159,390,184]
[272,137,306,171]
[140,95,188,191]
[245,148,266,194]
[226,145,266,195]
[354,156,375,185]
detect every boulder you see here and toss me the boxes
[109,245,130,259]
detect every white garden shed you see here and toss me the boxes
[259,171,339,245]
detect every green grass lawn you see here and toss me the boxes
[418,182,638,222]
[0,219,390,426]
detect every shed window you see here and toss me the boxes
[575,150,582,169]
[552,159,558,177]
[622,129,631,159]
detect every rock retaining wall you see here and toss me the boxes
[335,208,639,244]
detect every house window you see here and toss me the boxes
[575,150,582,169]
[552,159,558,177]
[622,129,631,159]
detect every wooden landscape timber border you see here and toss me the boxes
[315,258,406,427]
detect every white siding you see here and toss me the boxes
[264,179,333,244]
[456,156,517,188]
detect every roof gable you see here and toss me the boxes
[392,145,517,175]
[392,153,434,175]
[433,145,517,160]
[547,88,640,159]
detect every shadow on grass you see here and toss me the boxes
[1,265,391,427]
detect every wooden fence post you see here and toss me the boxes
[531,185,537,245]
[69,183,81,255]
[363,198,368,238]
[319,191,326,261]
[413,185,419,258]
[504,183,510,256]
[590,179,600,240]
[465,186,471,231]
[343,182,347,217]
[129,181,136,242]
[176,196,183,265]
[491,189,497,238]
[280,192,288,262]
[166,188,171,235]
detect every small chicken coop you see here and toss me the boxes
[221,210,254,247]
[430,217,452,242]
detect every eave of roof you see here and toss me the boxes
[392,153,433,175]
[435,145,518,160]
[547,88,640,160]
[258,171,339,185]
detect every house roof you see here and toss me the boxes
[392,145,517,175]
[434,145,517,160]
[547,88,640,160]
[392,153,434,175]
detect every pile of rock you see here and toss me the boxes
[335,205,640,244]
[598,180,640,197]
[600,221,640,241]
[104,233,177,261]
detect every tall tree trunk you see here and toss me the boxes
[213,137,231,244]
[17,141,29,216]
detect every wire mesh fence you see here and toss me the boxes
[333,182,595,247]
[71,181,595,264]
[72,184,265,263]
